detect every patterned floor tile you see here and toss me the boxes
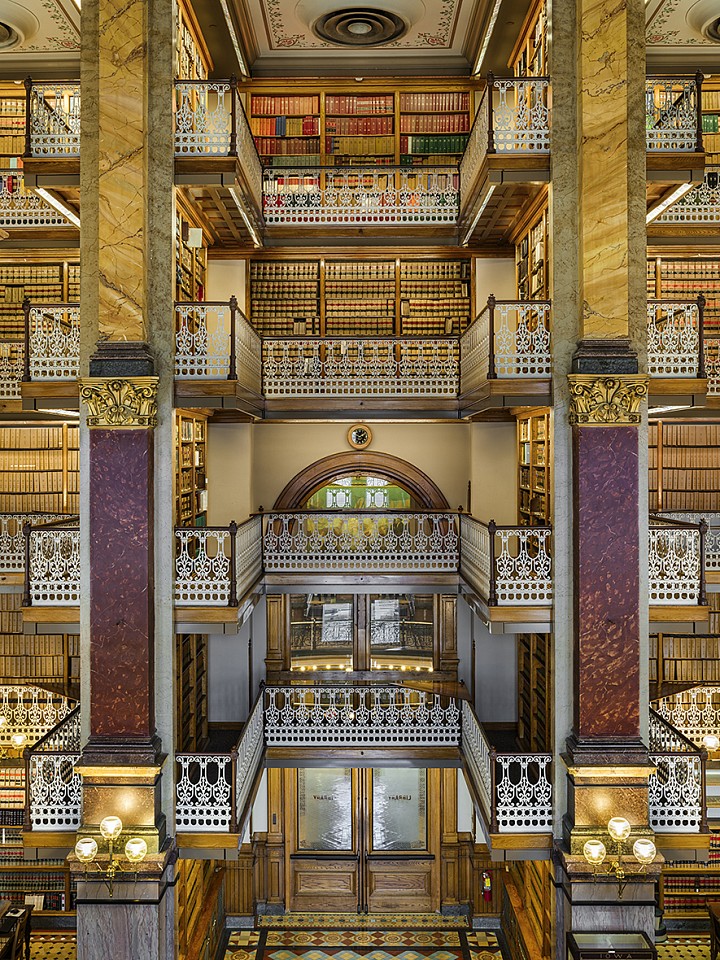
[657,936,710,960]
[257,915,468,930]
[265,932,462,948]
[30,933,77,960]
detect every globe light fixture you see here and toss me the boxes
[582,818,657,897]
[74,815,148,896]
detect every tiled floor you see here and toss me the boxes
[29,933,77,960]
[257,916,469,930]
[657,936,710,960]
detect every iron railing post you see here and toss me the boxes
[700,748,709,833]
[490,747,498,833]
[230,747,238,833]
[229,76,238,158]
[695,71,704,154]
[22,298,31,382]
[229,520,238,607]
[486,74,495,154]
[22,746,31,833]
[487,295,496,379]
[488,519,497,606]
[228,296,238,381]
[699,518,708,606]
[22,521,32,607]
[23,77,32,159]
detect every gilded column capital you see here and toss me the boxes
[79,377,159,428]
[567,374,649,426]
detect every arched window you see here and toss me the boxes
[303,474,414,510]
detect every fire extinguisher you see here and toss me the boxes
[481,870,492,902]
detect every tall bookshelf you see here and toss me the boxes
[509,0,547,76]
[660,863,720,920]
[0,425,79,515]
[0,593,78,694]
[517,409,550,526]
[646,255,720,337]
[702,84,720,163]
[175,0,211,79]
[0,94,24,158]
[247,85,472,168]
[175,210,207,303]
[249,256,472,337]
[176,412,208,527]
[176,859,224,960]
[0,262,80,342]
[649,420,720,513]
[176,633,208,752]
[517,632,551,751]
[515,207,548,302]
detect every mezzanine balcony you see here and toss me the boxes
[649,514,710,628]
[649,165,720,236]
[645,74,706,188]
[647,295,707,405]
[0,167,78,234]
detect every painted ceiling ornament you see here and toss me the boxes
[567,374,649,426]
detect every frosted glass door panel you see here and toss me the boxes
[371,768,427,851]
[297,768,353,851]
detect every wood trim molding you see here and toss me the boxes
[272,452,451,510]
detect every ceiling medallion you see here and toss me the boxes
[687,0,720,43]
[0,22,19,48]
[313,8,407,46]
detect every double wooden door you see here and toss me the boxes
[284,767,441,913]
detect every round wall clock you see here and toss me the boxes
[347,423,372,449]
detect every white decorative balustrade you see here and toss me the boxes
[176,754,233,832]
[175,299,261,390]
[646,75,703,152]
[655,167,720,224]
[173,80,263,211]
[235,693,264,830]
[461,701,493,819]
[648,516,706,605]
[23,518,80,606]
[661,513,720,571]
[0,686,74,745]
[262,511,459,573]
[656,686,720,748]
[0,513,65,573]
[460,516,553,605]
[263,167,459,226]
[0,169,74,228]
[0,342,23,399]
[460,298,551,392]
[648,708,705,833]
[647,298,704,378]
[263,338,458,399]
[706,340,720,398]
[27,707,81,831]
[25,302,80,380]
[494,753,553,832]
[25,81,81,157]
[265,685,460,747]
[174,517,262,606]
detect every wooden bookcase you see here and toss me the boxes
[660,863,720,919]
[175,0,211,80]
[517,632,551,751]
[175,412,207,527]
[0,424,79,515]
[0,92,25,158]
[517,409,550,526]
[249,256,472,337]
[509,0,547,76]
[515,206,548,302]
[0,593,78,693]
[175,209,207,304]
[646,254,720,337]
[651,633,720,695]
[0,262,80,342]
[176,632,208,752]
[649,420,720,513]
[176,859,224,960]
[702,83,720,163]
[246,83,472,168]
[506,860,553,960]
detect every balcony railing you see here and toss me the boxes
[656,685,720,748]
[0,342,23,399]
[654,167,720,224]
[0,513,69,573]
[262,166,459,226]
[0,685,74,745]
[647,297,705,378]
[459,515,553,605]
[23,300,80,381]
[461,701,552,833]
[649,514,707,605]
[460,297,551,392]
[262,510,459,573]
[25,705,81,831]
[263,337,459,399]
[24,80,80,158]
[706,339,720,397]
[0,168,73,228]
[648,707,706,833]
[22,516,80,606]
[174,516,263,606]
[175,299,261,390]
[645,74,703,152]
[660,513,720,572]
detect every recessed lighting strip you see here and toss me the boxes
[646,182,694,224]
[219,0,250,77]
[34,188,80,228]
[473,0,504,76]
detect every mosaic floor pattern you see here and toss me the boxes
[657,936,710,960]
[29,933,77,960]
[257,916,469,930]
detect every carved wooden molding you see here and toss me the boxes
[79,377,159,428]
[567,374,649,426]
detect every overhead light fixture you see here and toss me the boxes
[647,404,692,415]
[219,0,249,77]
[228,185,262,247]
[582,817,657,897]
[36,408,80,418]
[34,188,80,229]
[462,185,496,245]
[473,0,503,75]
[646,183,694,224]
[74,815,148,896]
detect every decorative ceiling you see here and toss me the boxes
[646,0,720,68]
[0,0,78,74]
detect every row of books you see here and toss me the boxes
[327,263,395,279]
[0,450,65,470]
[659,661,720,681]
[704,91,720,111]
[250,262,318,280]
[399,92,470,112]
[399,114,470,134]
[0,495,78,513]
[255,137,321,156]
[326,95,393,115]
[325,136,395,155]
[399,134,468,154]
[251,95,320,116]
[326,116,393,136]
[251,115,320,137]
[652,422,720,444]
[652,634,720,657]
[702,113,719,133]
[0,472,68,493]
[649,447,720,467]
[650,468,720,488]
[0,634,72,654]
[401,262,470,279]
[0,656,70,677]
[654,492,720,511]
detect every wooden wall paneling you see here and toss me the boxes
[265,594,285,676]
[438,594,458,675]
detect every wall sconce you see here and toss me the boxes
[74,815,148,896]
[582,817,657,898]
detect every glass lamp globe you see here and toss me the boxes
[124,837,148,864]
[0,716,7,726]
[75,837,98,863]
[703,734,720,752]
[583,839,607,866]
[607,817,632,842]
[632,837,657,865]
[10,733,26,748]
[99,816,123,841]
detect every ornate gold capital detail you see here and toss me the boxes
[567,374,649,426]
[79,377,159,428]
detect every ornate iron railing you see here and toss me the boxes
[706,339,720,397]
[649,706,706,832]
[660,513,720,571]
[494,752,553,832]
[262,166,459,226]
[647,297,705,378]
[0,342,23,399]
[175,298,261,390]
[262,510,459,573]
[235,692,264,830]
[0,686,74,745]
[460,515,553,605]
[262,337,459,398]
[0,168,72,227]
[25,706,81,831]
[23,300,80,381]
[461,700,493,820]
[174,516,263,606]
[22,516,80,606]
[646,74,703,152]
[648,515,706,605]
[173,79,262,211]
[24,80,81,158]
[654,166,720,224]
[265,685,460,747]
[656,686,720,748]
[0,513,66,572]
[460,297,551,391]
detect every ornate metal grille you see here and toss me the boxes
[174,528,231,605]
[459,516,553,605]
[176,754,233,831]
[0,170,72,228]
[706,340,720,397]
[263,167,459,226]
[662,512,720,571]
[262,512,459,573]
[461,700,492,820]
[655,167,720,223]
[236,693,264,831]
[0,514,62,572]
[175,301,261,389]
[27,82,81,157]
[29,754,82,830]
[656,686,720,747]
[461,300,551,390]
[646,76,701,151]
[0,342,23,399]
[647,300,702,377]
[648,521,702,604]
[27,522,80,605]
[492,79,550,153]
[0,686,73,745]
[236,516,263,601]
[27,304,80,380]
[262,338,458,398]
[494,754,553,832]
[264,685,460,747]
